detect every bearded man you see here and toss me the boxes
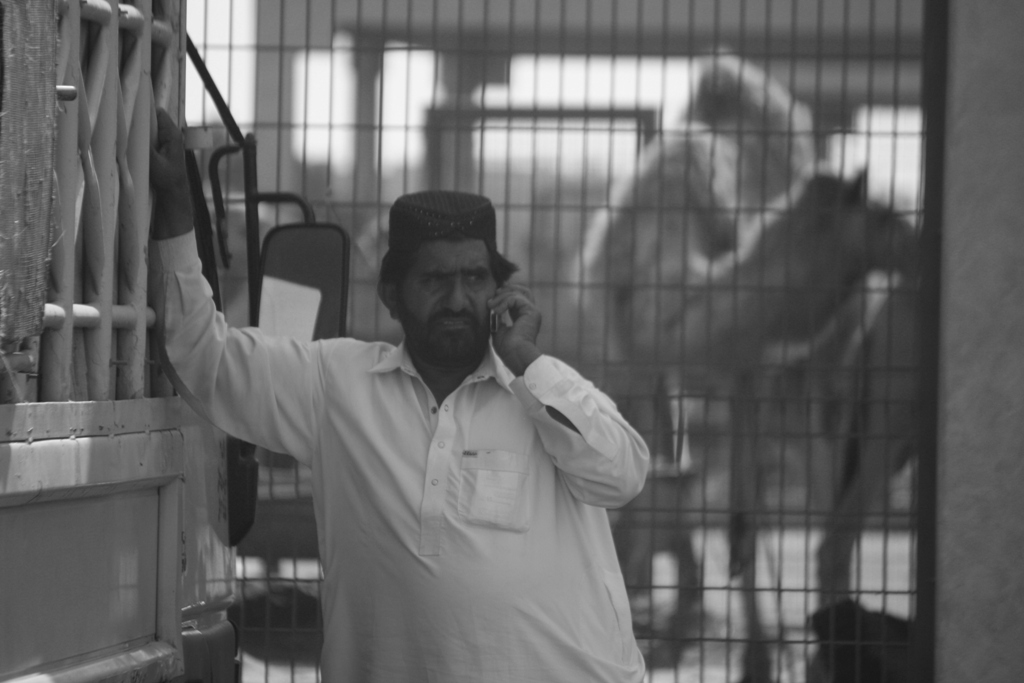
[150,109,649,683]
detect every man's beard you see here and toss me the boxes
[397,302,490,369]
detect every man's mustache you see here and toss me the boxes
[429,311,477,326]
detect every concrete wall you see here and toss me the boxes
[937,2,1024,680]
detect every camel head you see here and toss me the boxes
[790,172,920,294]
[661,171,919,378]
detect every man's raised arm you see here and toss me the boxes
[146,108,324,466]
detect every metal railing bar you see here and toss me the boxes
[39,0,84,402]
[151,19,173,49]
[77,100,105,298]
[185,35,245,145]
[120,26,145,126]
[208,144,240,268]
[56,2,73,86]
[81,0,121,400]
[147,1,184,398]
[83,12,110,135]
[42,303,156,330]
[116,0,154,399]
[2,353,37,375]
[151,30,174,112]
[80,0,113,25]
[118,4,145,35]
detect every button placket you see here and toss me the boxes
[418,402,457,556]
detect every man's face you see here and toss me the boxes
[390,239,496,368]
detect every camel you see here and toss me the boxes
[584,55,816,667]
[726,267,919,683]
[584,57,920,680]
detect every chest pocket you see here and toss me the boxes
[458,449,532,532]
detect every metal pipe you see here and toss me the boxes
[209,144,241,268]
[243,135,262,326]
[151,20,173,49]
[41,0,82,402]
[42,304,156,330]
[186,36,245,145]
[118,4,145,35]
[78,1,120,401]
[2,353,37,375]
[120,22,145,125]
[116,0,154,400]
[80,0,113,25]
[255,192,316,225]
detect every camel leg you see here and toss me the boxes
[816,390,865,606]
[665,377,702,647]
[817,484,864,605]
[815,485,916,683]
[613,474,706,669]
[818,434,914,605]
[608,367,664,640]
[729,378,760,577]
[631,374,703,668]
[730,375,773,683]
[740,558,773,683]
[818,307,917,605]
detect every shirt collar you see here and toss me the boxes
[369,340,517,393]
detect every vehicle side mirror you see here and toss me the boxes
[228,222,351,546]
[256,223,351,340]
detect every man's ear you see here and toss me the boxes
[378,281,400,320]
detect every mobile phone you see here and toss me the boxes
[490,309,500,333]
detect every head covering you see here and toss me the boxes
[388,190,496,252]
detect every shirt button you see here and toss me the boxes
[443,405,449,411]
[431,407,437,414]
[529,383,537,390]
[438,442,445,448]
[431,479,439,486]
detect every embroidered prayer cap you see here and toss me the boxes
[388,190,496,252]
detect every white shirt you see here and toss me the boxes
[154,234,649,682]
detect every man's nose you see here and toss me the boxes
[443,277,470,310]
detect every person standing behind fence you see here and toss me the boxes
[149,109,649,683]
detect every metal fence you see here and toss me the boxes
[187,1,932,681]
[0,0,183,404]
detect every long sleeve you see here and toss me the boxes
[509,355,649,508]
[152,234,325,466]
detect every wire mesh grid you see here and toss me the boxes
[186,1,928,681]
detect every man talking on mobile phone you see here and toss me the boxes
[150,108,649,682]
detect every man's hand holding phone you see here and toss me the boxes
[488,284,542,377]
